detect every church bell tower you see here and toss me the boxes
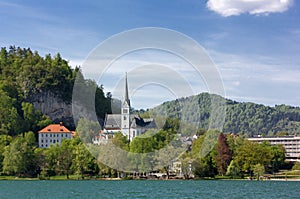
[121,73,130,139]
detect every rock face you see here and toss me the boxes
[27,91,75,129]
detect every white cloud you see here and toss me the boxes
[207,0,294,17]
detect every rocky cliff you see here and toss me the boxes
[27,91,75,129]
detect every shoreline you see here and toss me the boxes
[1,176,300,181]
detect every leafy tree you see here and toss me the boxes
[0,135,12,171]
[76,118,100,144]
[45,139,75,179]
[292,162,300,170]
[270,144,285,172]
[192,153,217,178]
[112,132,129,151]
[214,133,232,175]
[2,134,37,176]
[226,160,240,178]
[233,140,273,177]
[253,163,265,180]
[55,139,75,179]
[154,145,182,179]
[73,142,98,179]
[0,89,20,135]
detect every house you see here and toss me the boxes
[38,122,73,148]
[93,73,157,144]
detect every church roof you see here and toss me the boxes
[104,114,122,129]
[104,114,156,130]
[130,116,157,129]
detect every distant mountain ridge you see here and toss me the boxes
[151,93,300,137]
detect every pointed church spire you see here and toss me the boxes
[124,72,130,107]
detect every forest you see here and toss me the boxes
[152,93,300,137]
[0,46,112,137]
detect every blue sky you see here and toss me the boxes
[1,0,300,109]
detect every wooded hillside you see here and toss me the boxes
[152,93,300,137]
[0,46,111,136]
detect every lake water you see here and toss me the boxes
[0,180,299,199]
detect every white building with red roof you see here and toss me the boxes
[38,122,73,148]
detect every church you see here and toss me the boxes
[93,74,156,144]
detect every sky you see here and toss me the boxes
[1,0,300,109]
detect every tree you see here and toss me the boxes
[0,135,12,172]
[2,135,37,176]
[233,140,273,177]
[253,164,265,180]
[270,145,285,173]
[154,145,182,179]
[25,131,36,147]
[292,162,300,170]
[192,153,217,178]
[55,139,75,179]
[76,118,100,144]
[226,160,240,178]
[112,132,129,151]
[45,139,75,179]
[0,89,19,135]
[73,142,98,179]
[214,133,232,175]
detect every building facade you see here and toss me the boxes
[248,136,300,162]
[38,123,73,148]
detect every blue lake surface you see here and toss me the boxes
[0,180,299,199]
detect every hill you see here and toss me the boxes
[0,46,111,136]
[151,93,300,137]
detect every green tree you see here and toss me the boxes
[292,162,300,170]
[0,89,19,135]
[154,145,182,179]
[192,153,217,178]
[270,144,285,172]
[226,160,240,178]
[76,118,100,143]
[55,139,75,179]
[253,163,265,180]
[112,132,129,151]
[0,135,12,172]
[2,135,37,176]
[233,140,273,177]
[73,142,98,179]
[45,139,75,179]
